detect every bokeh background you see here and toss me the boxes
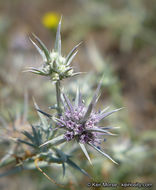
[0,0,156,189]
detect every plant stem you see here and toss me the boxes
[56,81,61,115]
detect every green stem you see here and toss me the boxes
[51,81,61,138]
[55,81,61,115]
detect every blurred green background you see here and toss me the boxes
[0,0,156,189]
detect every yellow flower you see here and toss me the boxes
[42,12,60,29]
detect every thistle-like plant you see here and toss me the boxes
[0,18,122,187]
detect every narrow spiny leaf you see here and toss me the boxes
[79,143,92,165]
[97,108,123,121]
[54,17,62,54]
[22,131,34,143]
[88,143,118,164]
[40,135,66,147]
[66,42,82,64]
[29,38,46,61]
[33,99,49,129]
[66,51,78,66]
[32,33,51,62]
[66,158,91,178]
[82,81,102,123]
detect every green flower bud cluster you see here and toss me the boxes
[41,51,73,81]
[26,19,81,82]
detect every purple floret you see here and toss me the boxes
[64,131,74,141]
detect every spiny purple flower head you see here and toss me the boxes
[57,82,122,148]
[39,82,122,164]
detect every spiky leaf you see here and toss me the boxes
[29,38,47,62]
[17,139,36,148]
[82,82,102,123]
[54,18,62,54]
[33,99,49,129]
[66,158,91,178]
[88,143,118,164]
[40,135,66,147]
[66,42,82,65]
[32,33,50,62]
[79,143,92,165]
[97,108,123,121]
[66,51,78,66]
